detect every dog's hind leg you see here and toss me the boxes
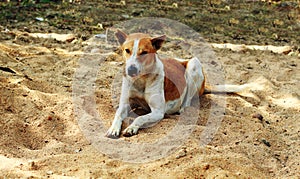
[181,57,205,112]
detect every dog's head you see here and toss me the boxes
[115,30,166,78]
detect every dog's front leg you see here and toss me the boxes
[106,77,131,138]
[123,91,165,137]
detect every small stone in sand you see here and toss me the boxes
[252,113,263,121]
[46,171,53,175]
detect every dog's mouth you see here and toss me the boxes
[130,74,138,77]
[127,70,140,78]
[128,73,138,78]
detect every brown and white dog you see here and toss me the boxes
[106,30,249,138]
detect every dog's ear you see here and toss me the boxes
[115,30,127,45]
[151,35,166,50]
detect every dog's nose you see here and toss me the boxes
[127,65,138,77]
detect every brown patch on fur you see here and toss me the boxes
[129,96,151,112]
[122,40,134,58]
[178,60,188,68]
[138,47,156,73]
[162,59,187,101]
[199,74,206,96]
[121,34,151,54]
[121,34,158,64]
[138,38,157,54]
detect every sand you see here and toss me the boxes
[0,28,299,178]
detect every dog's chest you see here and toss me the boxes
[129,74,154,98]
[132,78,146,93]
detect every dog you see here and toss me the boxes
[106,30,250,138]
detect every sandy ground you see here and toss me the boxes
[0,26,299,178]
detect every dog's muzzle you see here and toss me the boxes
[127,65,138,77]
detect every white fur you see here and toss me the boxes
[125,39,141,76]
[106,35,206,137]
[106,76,131,137]
[181,57,204,110]
[106,35,257,137]
[106,52,206,137]
[107,54,167,137]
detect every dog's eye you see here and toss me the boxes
[140,51,148,55]
[125,49,130,54]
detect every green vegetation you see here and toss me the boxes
[0,0,299,46]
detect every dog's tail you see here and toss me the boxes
[204,83,253,94]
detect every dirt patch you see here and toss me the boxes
[1,0,300,46]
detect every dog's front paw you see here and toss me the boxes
[106,126,121,139]
[123,125,139,137]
